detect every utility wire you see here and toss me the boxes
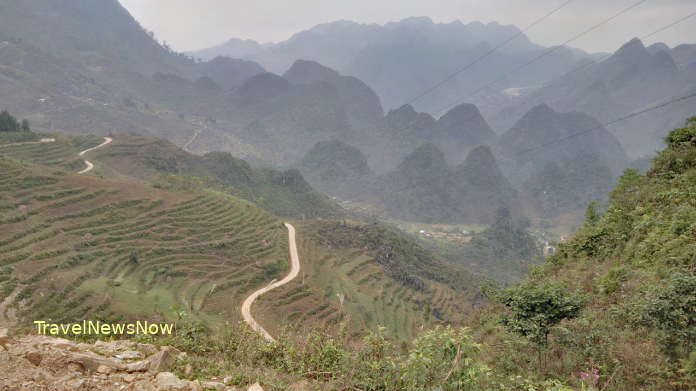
[239,0,676,162]
[380,0,652,143]
[543,10,696,86]
[516,90,696,156]
[404,0,577,106]
[239,0,578,132]
[382,5,696,165]
[429,0,651,117]
[642,10,696,40]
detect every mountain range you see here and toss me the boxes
[0,0,692,231]
[193,17,594,112]
[495,38,696,157]
[1,3,695,388]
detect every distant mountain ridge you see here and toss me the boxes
[193,18,542,71]
[495,38,696,157]
[192,17,593,112]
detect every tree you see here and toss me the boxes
[21,119,30,132]
[499,282,583,371]
[0,110,20,132]
[584,201,601,226]
[129,251,139,265]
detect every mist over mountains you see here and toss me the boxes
[193,17,593,112]
[2,2,696,389]
[193,15,696,163]
[0,0,693,228]
[495,37,696,157]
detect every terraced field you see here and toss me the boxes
[254,222,475,341]
[0,134,105,172]
[0,157,288,329]
[0,133,477,341]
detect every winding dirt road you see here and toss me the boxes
[241,222,300,342]
[183,128,202,152]
[77,137,112,174]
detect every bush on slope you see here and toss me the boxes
[470,117,696,391]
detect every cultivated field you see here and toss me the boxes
[0,156,287,330]
[0,134,473,342]
[254,221,475,341]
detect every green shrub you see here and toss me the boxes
[399,326,488,390]
[598,266,629,295]
[634,272,696,357]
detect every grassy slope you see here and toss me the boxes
[0,133,477,344]
[0,155,287,330]
[91,134,343,220]
[0,133,104,171]
[470,118,696,390]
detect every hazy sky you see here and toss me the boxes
[118,0,695,53]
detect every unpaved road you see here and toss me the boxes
[241,222,300,342]
[183,128,203,152]
[77,137,112,174]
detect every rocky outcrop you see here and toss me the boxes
[0,329,258,390]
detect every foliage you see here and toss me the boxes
[652,118,696,175]
[633,272,696,356]
[399,326,489,390]
[455,208,542,282]
[0,110,30,133]
[104,135,343,219]
[308,220,477,293]
[158,320,493,391]
[473,118,696,390]
[584,202,601,227]
[499,282,583,348]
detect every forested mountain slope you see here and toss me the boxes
[471,117,696,390]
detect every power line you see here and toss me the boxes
[404,0,577,106]
[239,0,577,132]
[543,10,696,87]
[381,0,652,144]
[642,10,696,39]
[384,8,696,164]
[516,90,696,156]
[238,0,670,163]
[429,0,651,117]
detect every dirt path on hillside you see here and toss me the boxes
[77,137,112,174]
[241,222,300,342]
[183,128,203,152]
